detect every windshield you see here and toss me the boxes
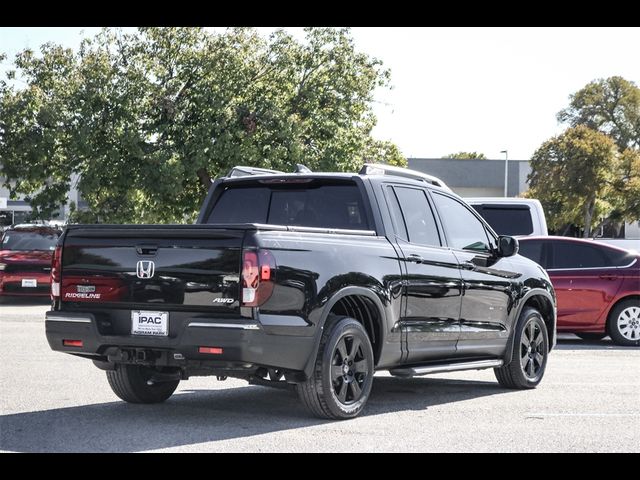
[1,231,59,251]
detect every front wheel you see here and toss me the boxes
[297,316,374,419]
[106,365,179,403]
[608,299,640,347]
[495,307,549,389]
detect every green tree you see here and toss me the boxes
[0,27,405,223]
[444,151,486,159]
[552,77,640,234]
[528,126,618,237]
[610,147,640,224]
[362,140,406,166]
[557,76,640,150]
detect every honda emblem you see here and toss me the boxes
[136,260,155,279]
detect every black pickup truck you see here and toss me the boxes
[46,164,556,419]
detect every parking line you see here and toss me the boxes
[526,413,640,418]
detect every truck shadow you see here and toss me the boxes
[0,376,508,452]
[0,296,50,306]
[556,337,634,351]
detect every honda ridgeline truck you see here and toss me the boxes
[46,164,556,419]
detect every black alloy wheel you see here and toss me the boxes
[520,317,545,382]
[330,334,370,405]
[495,307,549,389]
[297,316,374,419]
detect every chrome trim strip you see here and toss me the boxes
[258,314,308,327]
[391,359,503,377]
[188,322,260,330]
[46,316,92,324]
[547,257,637,272]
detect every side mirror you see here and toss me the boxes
[498,236,519,257]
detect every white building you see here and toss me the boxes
[0,174,81,227]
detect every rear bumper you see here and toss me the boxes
[45,311,316,374]
[0,272,50,296]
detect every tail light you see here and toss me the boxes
[51,245,62,300]
[199,346,223,355]
[241,249,276,307]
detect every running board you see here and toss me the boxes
[389,359,504,378]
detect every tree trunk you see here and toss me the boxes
[560,223,573,236]
[196,168,212,189]
[582,196,596,238]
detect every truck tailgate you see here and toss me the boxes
[60,226,244,313]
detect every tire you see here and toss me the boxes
[106,364,179,404]
[297,316,375,419]
[575,332,607,341]
[607,299,640,347]
[494,307,549,389]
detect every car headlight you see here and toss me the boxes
[0,263,6,271]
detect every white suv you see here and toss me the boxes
[465,198,548,237]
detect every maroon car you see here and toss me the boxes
[0,225,60,297]
[518,236,639,346]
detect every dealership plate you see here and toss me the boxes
[131,310,169,336]
[22,279,37,288]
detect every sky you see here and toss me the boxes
[1,27,639,160]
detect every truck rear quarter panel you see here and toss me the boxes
[252,230,405,367]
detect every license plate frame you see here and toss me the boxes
[22,279,37,288]
[131,310,169,336]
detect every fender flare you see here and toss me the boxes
[302,286,388,378]
[503,288,556,365]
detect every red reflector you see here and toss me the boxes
[63,339,83,347]
[260,264,271,281]
[199,346,223,355]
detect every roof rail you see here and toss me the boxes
[359,163,453,192]
[225,166,284,178]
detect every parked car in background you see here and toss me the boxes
[518,236,640,346]
[466,198,548,237]
[590,219,640,252]
[0,224,60,297]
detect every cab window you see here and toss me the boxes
[432,193,492,252]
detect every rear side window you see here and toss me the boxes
[549,241,609,269]
[392,186,441,247]
[386,187,409,241]
[604,248,635,267]
[207,183,370,230]
[518,240,546,267]
[471,205,534,236]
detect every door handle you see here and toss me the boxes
[136,244,159,256]
[406,254,423,263]
[461,261,475,270]
[599,274,618,281]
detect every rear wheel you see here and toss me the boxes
[106,365,179,403]
[297,316,374,419]
[495,307,549,389]
[575,332,607,341]
[608,299,640,347]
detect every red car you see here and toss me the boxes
[0,225,60,298]
[518,236,640,346]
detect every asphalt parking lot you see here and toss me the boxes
[1,298,639,453]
